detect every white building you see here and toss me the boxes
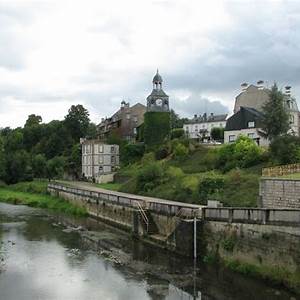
[81,139,119,183]
[224,107,269,147]
[184,113,227,141]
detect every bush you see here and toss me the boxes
[270,135,300,164]
[173,143,189,159]
[217,136,263,171]
[155,145,170,160]
[198,174,225,203]
[122,143,145,165]
[171,128,184,139]
[136,162,165,192]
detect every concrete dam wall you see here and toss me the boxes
[48,182,300,284]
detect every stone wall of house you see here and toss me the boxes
[260,178,300,208]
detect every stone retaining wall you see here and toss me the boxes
[259,178,300,209]
[262,163,300,177]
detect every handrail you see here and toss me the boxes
[136,201,149,232]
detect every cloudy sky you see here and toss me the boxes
[1,0,300,127]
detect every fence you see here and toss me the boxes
[262,163,300,177]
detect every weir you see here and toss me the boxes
[48,181,300,289]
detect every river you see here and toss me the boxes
[0,202,296,300]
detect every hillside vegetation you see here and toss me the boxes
[113,136,269,207]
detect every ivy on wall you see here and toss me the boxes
[144,112,171,148]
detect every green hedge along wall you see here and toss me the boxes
[144,112,171,148]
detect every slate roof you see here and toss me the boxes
[147,89,168,98]
[225,107,264,131]
[186,114,227,124]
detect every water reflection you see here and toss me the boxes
[0,203,295,300]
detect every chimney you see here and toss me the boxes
[285,86,291,96]
[241,82,248,91]
[203,112,207,121]
[194,114,197,119]
[257,80,264,90]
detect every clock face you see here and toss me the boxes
[156,99,163,106]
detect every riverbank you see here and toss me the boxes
[0,181,87,216]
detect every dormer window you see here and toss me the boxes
[248,121,255,128]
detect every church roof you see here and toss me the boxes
[153,70,163,83]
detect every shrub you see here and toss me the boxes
[198,174,225,203]
[136,162,165,192]
[173,143,189,159]
[122,143,145,165]
[211,127,224,141]
[217,136,263,171]
[269,135,300,164]
[171,128,184,139]
[155,145,170,160]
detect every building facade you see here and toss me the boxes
[224,107,269,146]
[81,139,119,182]
[98,102,146,141]
[234,82,300,136]
[184,113,227,141]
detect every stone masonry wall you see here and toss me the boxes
[260,178,300,208]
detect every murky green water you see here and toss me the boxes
[0,202,296,300]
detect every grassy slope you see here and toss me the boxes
[0,181,87,216]
[117,146,262,207]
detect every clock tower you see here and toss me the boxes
[146,70,169,112]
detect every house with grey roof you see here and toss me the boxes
[224,107,269,146]
[184,113,227,142]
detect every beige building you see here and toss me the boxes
[81,139,119,183]
[234,82,300,136]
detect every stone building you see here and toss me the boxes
[233,82,300,136]
[184,113,227,141]
[98,102,146,141]
[80,139,119,183]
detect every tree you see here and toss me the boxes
[211,127,224,141]
[32,154,47,178]
[260,84,290,141]
[170,109,188,129]
[25,114,42,127]
[270,135,300,164]
[0,136,6,180]
[46,156,66,180]
[64,105,90,141]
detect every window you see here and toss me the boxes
[111,156,115,164]
[220,123,223,127]
[99,155,103,164]
[185,126,189,132]
[111,146,115,153]
[98,144,103,153]
[126,113,130,120]
[99,166,103,173]
[229,135,236,142]
[247,133,254,139]
[248,121,255,128]
[290,115,295,124]
[133,127,137,135]
[133,116,138,123]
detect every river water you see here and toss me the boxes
[0,202,297,300]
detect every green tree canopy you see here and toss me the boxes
[260,83,290,140]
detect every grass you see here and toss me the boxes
[0,181,87,216]
[94,182,122,191]
[224,258,300,294]
[280,173,300,179]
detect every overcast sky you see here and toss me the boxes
[1,0,300,127]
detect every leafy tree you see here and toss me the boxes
[0,136,6,180]
[211,127,224,141]
[24,114,42,127]
[64,105,90,142]
[270,135,300,164]
[32,154,47,178]
[171,128,184,139]
[260,84,290,140]
[46,156,66,180]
